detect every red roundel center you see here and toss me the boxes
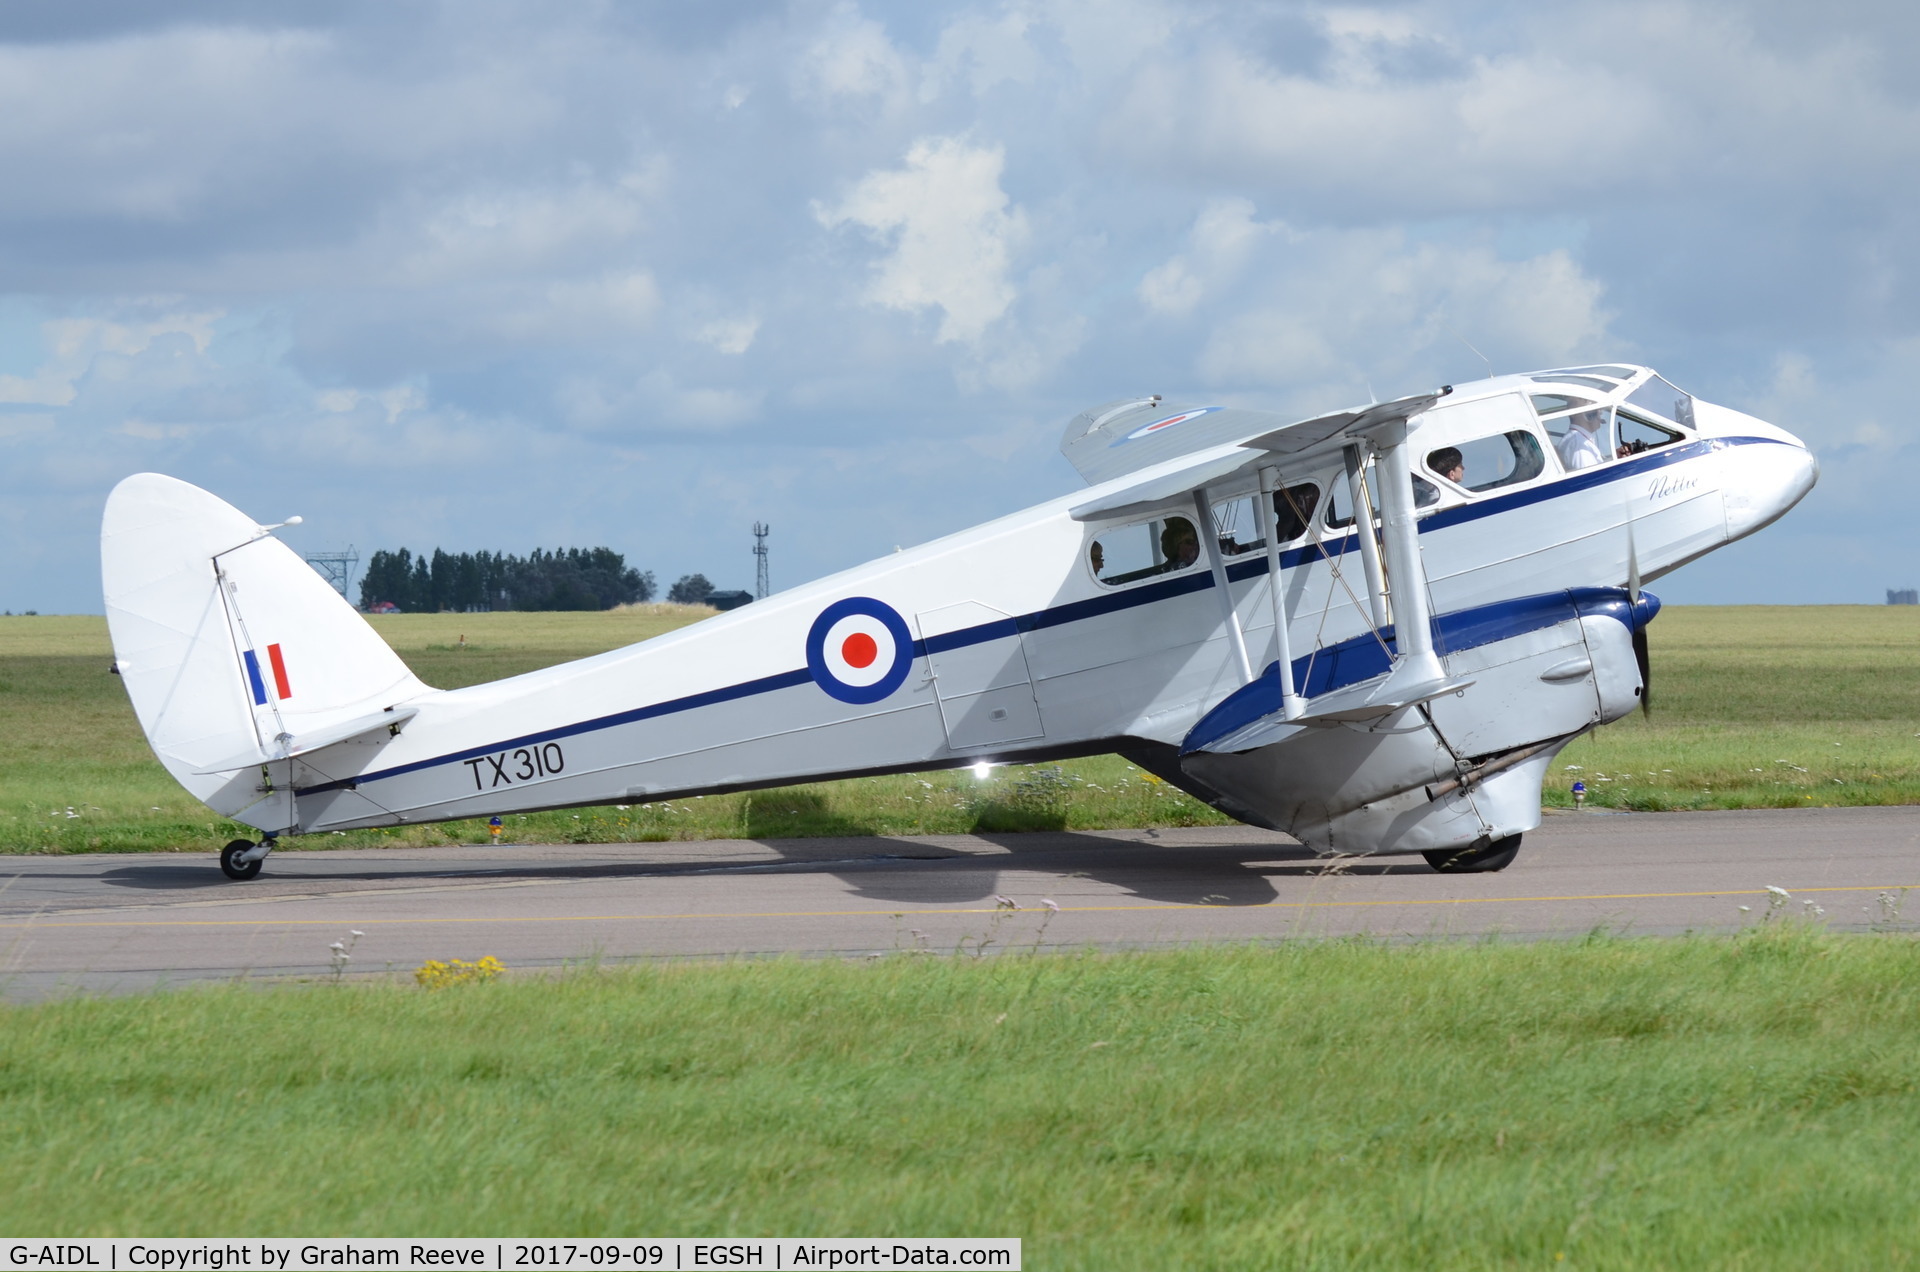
[841,632,879,669]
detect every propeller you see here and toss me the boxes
[1627,521,1650,716]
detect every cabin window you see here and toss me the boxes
[1324,470,1367,529]
[1326,471,1438,525]
[1088,515,1202,587]
[1615,410,1685,456]
[1626,374,1695,429]
[1211,483,1322,554]
[1435,430,1548,493]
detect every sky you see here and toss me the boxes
[4,0,1917,613]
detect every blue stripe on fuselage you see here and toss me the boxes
[298,438,1757,796]
[1179,586,1659,754]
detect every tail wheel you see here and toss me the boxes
[1424,834,1521,874]
[220,839,263,881]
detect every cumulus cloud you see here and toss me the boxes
[816,135,1027,344]
[1140,197,1271,317]
[0,307,221,407]
[795,2,912,103]
[2,0,1918,610]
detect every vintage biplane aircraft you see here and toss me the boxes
[102,364,1814,880]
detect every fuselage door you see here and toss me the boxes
[916,601,1046,752]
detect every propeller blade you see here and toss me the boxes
[1633,625,1651,717]
[1626,518,1641,604]
[1626,519,1648,714]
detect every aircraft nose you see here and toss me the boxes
[1722,429,1817,542]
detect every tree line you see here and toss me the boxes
[358,547,655,612]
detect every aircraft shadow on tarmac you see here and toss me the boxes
[84,832,1437,905]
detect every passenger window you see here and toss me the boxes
[1327,470,1437,524]
[1210,495,1261,556]
[1446,431,1547,492]
[1212,483,1322,553]
[1325,470,1369,530]
[1615,411,1684,456]
[1089,515,1201,587]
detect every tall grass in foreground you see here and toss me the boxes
[5,605,1919,852]
[4,932,1919,1265]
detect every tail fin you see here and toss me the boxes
[102,474,429,831]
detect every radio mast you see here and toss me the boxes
[305,547,360,601]
[752,523,770,600]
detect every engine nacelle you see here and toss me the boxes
[1179,589,1651,855]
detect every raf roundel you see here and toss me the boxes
[806,597,914,705]
[1118,405,1220,444]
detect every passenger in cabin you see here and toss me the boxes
[1427,447,1465,485]
[1160,517,1201,571]
[1272,483,1319,541]
[1559,410,1609,470]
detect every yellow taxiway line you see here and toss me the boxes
[0,882,1912,929]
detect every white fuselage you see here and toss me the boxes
[236,372,1814,837]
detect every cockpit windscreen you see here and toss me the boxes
[1627,374,1695,428]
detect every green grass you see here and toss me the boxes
[5,931,1920,1265]
[1543,605,1920,811]
[4,605,1919,854]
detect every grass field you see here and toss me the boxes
[3,605,1917,854]
[4,928,1919,1265]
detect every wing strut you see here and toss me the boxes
[1343,443,1390,630]
[1193,490,1254,685]
[1255,465,1304,720]
[1371,421,1446,694]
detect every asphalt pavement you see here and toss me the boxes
[3,806,1917,999]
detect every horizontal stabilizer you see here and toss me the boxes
[191,705,419,774]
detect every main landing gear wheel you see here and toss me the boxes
[1424,834,1521,874]
[220,839,264,881]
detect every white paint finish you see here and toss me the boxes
[99,364,1818,858]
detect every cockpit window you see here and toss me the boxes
[1626,374,1695,429]
[1437,431,1548,493]
[1546,365,1638,380]
[1531,374,1618,391]
[1548,407,1611,471]
[1089,515,1201,587]
[1212,483,1321,555]
[1615,410,1684,456]
[1530,392,1594,417]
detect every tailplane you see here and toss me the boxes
[101,474,430,831]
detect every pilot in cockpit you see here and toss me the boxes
[1559,410,1609,471]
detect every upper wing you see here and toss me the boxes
[1065,389,1450,523]
[1059,390,1447,488]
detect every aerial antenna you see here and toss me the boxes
[752,522,770,600]
[1438,314,1495,380]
